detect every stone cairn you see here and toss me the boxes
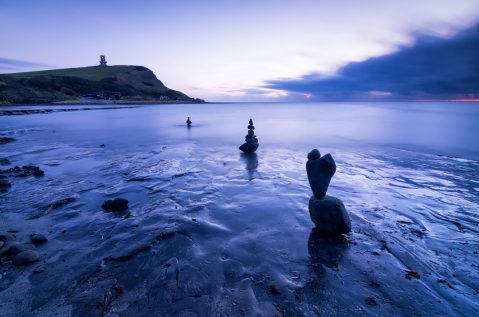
[306,149,351,235]
[186,117,192,127]
[239,119,259,153]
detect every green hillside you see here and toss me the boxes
[0,65,203,104]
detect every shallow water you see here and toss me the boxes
[0,102,478,316]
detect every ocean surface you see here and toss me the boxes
[0,102,478,316]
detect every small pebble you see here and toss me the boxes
[102,198,129,211]
[30,234,48,245]
[268,285,281,295]
[365,296,378,306]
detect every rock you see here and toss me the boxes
[102,198,129,211]
[309,195,351,235]
[0,137,16,144]
[0,232,15,242]
[0,179,11,191]
[12,250,39,266]
[186,117,192,127]
[239,119,259,153]
[0,241,34,257]
[23,165,44,177]
[239,142,258,153]
[30,234,48,245]
[306,151,336,199]
[307,149,320,161]
[405,270,420,280]
[0,241,4,249]
[365,296,378,306]
[268,285,281,295]
[0,158,11,165]
[0,165,44,178]
[49,197,76,210]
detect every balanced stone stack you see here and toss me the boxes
[186,117,192,127]
[306,149,351,235]
[239,119,259,153]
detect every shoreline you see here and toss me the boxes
[0,99,206,107]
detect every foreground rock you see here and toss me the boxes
[0,178,11,192]
[0,137,16,144]
[30,234,48,245]
[102,198,129,211]
[306,149,336,199]
[0,165,44,178]
[12,250,40,266]
[239,119,259,153]
[309,196,351,234]
[306,149,351,235]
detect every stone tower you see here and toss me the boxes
[239,119,259,153]
[99,55,107,66]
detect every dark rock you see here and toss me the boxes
[0,232,15,242]
[100,144,106,148]
[186,117,192,127]
[0,137,16,144]
[365,296,378,306]
[12,250,40,266]
[405,270,420,280]
[49,197,76,210]
[0,158,11,166]
[23,165,44,177]
[306,152,336,199]
[30,234,48,245]
[309,195,351,235]
[307,149,320,161]
[0,179,11,191]
[1,165,44,178]
[239,119,259,153]
[268,285,281,295]
[102,198,129,211]
[239,142,258,153]
[0,241,34,257]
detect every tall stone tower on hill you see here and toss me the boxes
[99,55,107,66]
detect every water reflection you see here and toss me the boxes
[308,228,349,272]
[240,152,258,180]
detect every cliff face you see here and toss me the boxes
[0,65,203,104]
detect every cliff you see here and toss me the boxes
[0,65,204,104]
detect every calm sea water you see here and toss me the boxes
[2,101,479,158]
[0,102,478,316]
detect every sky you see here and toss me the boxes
[1,0,479,101]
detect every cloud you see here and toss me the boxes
[264,23,479,101]
[0,57,47,73]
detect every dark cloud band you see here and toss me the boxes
[265,23,479,101]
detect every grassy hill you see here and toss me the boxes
[0,65,203,104]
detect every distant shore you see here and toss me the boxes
[0,99,206,107]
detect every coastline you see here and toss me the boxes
[0,99,205,107]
